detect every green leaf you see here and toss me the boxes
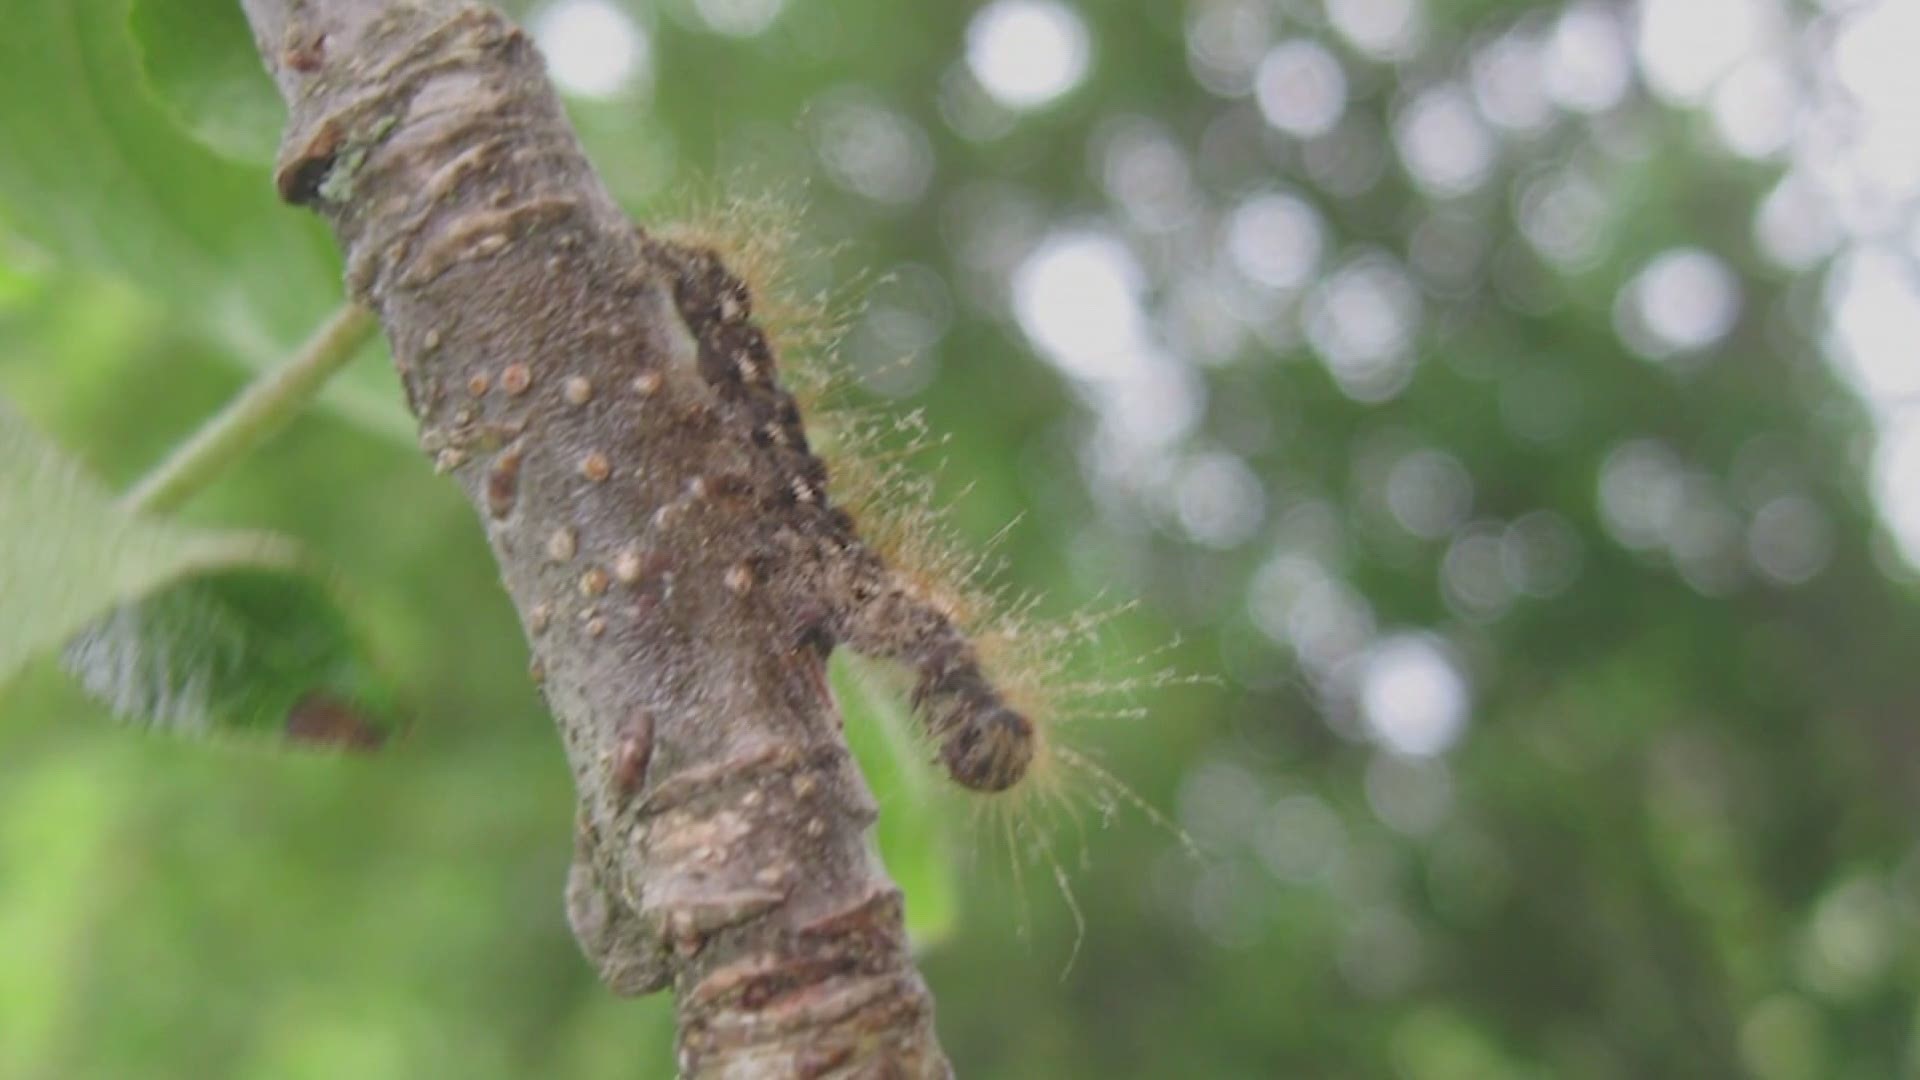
[129,0,283,166]
[64,569,403,750]
[0,403,294,684]
[0,0,410,442]
[833,655,960,948]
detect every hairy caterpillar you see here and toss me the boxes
[646,188,1204,969]
[656,188,1197,828]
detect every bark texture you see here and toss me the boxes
[237,1,1036,1074]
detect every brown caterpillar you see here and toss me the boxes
[645,191,1210,975]
[641,216,1038,794]
[649,191,1207,830]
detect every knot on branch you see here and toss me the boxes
[565,815,670,997]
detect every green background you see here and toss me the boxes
[3,0,1918,1077]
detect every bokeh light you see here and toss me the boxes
[964,0,1092,111]
[1254,40,1348,139]
[530,0,647,98]
[1358,635,1469,758]
[691,0,787,37]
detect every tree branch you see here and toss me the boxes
[233,1,1008,1073]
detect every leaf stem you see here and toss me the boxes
[123,304,377,515]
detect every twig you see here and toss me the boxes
[123,304,374,514]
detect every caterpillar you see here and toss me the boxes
[653,189,1198,861]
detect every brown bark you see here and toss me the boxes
[234,1,1037,1074]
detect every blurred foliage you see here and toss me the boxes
[62,569,405,751]
[0,0,406,439]
[0,406,294,683]
[5,0,1920,1078]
